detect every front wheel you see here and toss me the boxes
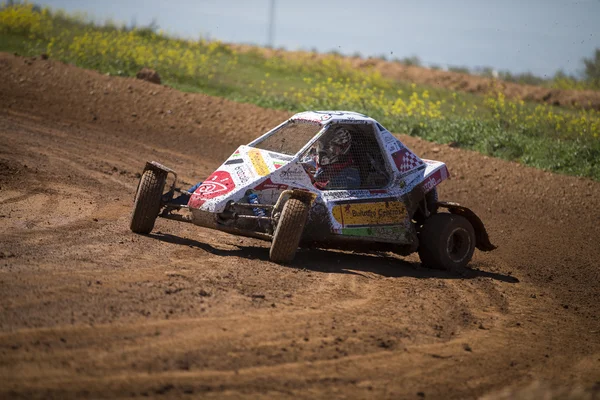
[130,169,166,234]
[418,213,475,271]
[269,198,309,264]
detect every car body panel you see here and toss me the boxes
[187,111,450,245]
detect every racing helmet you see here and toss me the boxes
[317,127,352,166]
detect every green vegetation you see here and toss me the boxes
[583,49,600,90]
[440,64,597,91]
[1,3,599,180]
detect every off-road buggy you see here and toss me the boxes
[130,111,495,269]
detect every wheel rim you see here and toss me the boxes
[446,227,472,263]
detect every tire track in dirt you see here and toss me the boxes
[1,52,599,399]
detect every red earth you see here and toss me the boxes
[0,53,599,399]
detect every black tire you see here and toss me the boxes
[418,213,475,271]
[130,169,166,234]
[269,198,309,263]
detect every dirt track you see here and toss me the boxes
[0,53,599,399]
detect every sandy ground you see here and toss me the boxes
[0,53,599,399]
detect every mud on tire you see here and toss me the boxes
[129,169,166,234]
[418,213,475,271]
[269,198,310,264]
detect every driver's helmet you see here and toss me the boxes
[317,127,352,166]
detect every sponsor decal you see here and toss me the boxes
[248,149,270,177]
[254,178,288,191]
[386,141,402,154]
[322,189,389,200]
[234,165,251,184]
[391,148,423,174]
[231,149,242,158]
[322,190,358,200]
[278,168,308,182]
[266,152,291,169]
[267,151,292,161]
[267,152,291,170]
[423,176,437,193]
[383,133,396,143]
[292,112,332,124]
[333,120,370,124]
[332,201,407,226]
[422,166,449,193]
[322,189,391,200]
[302,112,333,121]
[340,225,406,239]
[188,198,205,208]
[188,170,235,208]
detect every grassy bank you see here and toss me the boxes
[1,3,599,180]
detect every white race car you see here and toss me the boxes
[130,111,495,269]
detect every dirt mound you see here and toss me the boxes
[233,45,600,110]
[355,57,600,109]
[0,52,599,399]
[136,67,161,84]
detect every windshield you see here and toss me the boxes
[251,120,323,155]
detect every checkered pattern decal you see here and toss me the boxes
[391,148,423,174]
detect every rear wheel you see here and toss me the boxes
[130,169,166,234]
[418,213,475,271]
[269,198,309,264]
